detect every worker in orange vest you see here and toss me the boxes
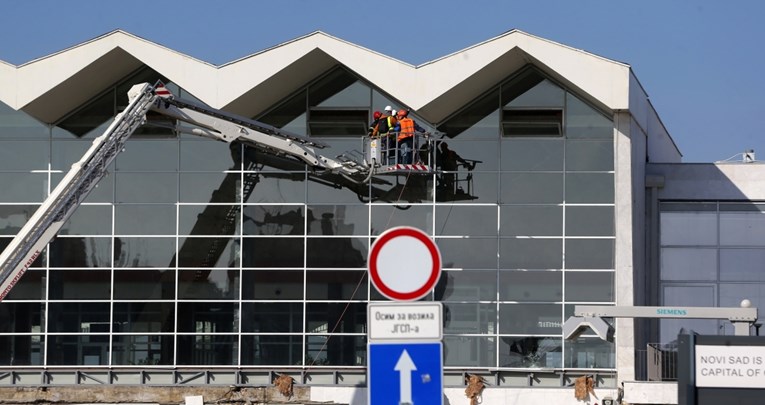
[395,109,426,164]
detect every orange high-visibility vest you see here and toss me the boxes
[398,118,415,141]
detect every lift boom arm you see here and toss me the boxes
[0,82,370,301]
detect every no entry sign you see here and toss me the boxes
[368,226,442,301]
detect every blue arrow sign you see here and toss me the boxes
[368,342,443,405]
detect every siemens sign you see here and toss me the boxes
[657,308,688,316]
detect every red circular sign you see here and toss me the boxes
[368,226,442,301]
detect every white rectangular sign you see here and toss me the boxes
[368,302,442,341]
[695,345,765,388]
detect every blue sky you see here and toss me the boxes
[1,0,763,163]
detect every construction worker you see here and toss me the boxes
[373,107,398,164]
[396,109,426,164]
[368,111,382,136]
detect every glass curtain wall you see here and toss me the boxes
[0,65,615,372]
[659,202,765,343]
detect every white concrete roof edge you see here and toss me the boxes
[1,28,633,112]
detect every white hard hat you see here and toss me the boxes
[384,105,392,111]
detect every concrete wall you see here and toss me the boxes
[649,163,765,200]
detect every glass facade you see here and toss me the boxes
[659,202,765,342]
[0,66,615,372]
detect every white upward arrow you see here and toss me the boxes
[395,349,417,404]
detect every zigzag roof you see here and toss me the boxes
[0,29,634,126]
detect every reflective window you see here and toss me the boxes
[48,270,111,300]
[177,237,238,268]
[436,205,497,237]
[307,176,367,204]
[48,335,109,365]
[371,205,433,235]
[258,90,308,135]
[661,211,718,246]
[720,210,765,246]
[241,303,303,333]
[501,173,563,204]
[500,138,564,171]
[720,249,765,281]
[115,204,176,235]
[436,140,499,171]
[500,271,562,302]
[564,337,614,368]
[0,204,39,235]
[306,270,368,300]
[114,269,175,300]
[242,173,306,204]
[309,109,369,136]
[565,206,614,236]
[180,172,240,203]
[565,173,614,204]
[242,237,304,268]
[243,205,305,236]
[242,270,303,300]
[179,204,240,236]
[56,90,115,139]
[502,109,562,137]
[0,302,44,333]
[62,204,112,235]
[306,237,367,268]
[306,303,366,334]
[500,205,562,236]
[307,205,369,236]
[565,93,613,139]
[565,271,614,302]
[305,335,366,366]
[309,69,369,108]
[0,101,49,139]
[0,173,47,202]
[503,74,564,108]
[177,302,238,333]
[438,238,498,269]
[48,302,110,333]
[565,140,614,171]
[433,270,498,301]
[661,248,717,281]
[50,237,112,267]
[112,335,173,365]
[439,89,500,140]
[500,238,562,269]
[241,334,302,365]
[180,140,238,172]
[443,303,496,334]
[178,269,238,300]
[499,303,561,334]
[0,335,44,365]
[114,237,176,268]
[565,239,614,269]
[0,140,49,170]
[660,285,717,344]
[443,336,496,367]
[116,173,177,203]
[176,336,238,365]
[117,139,179,171]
